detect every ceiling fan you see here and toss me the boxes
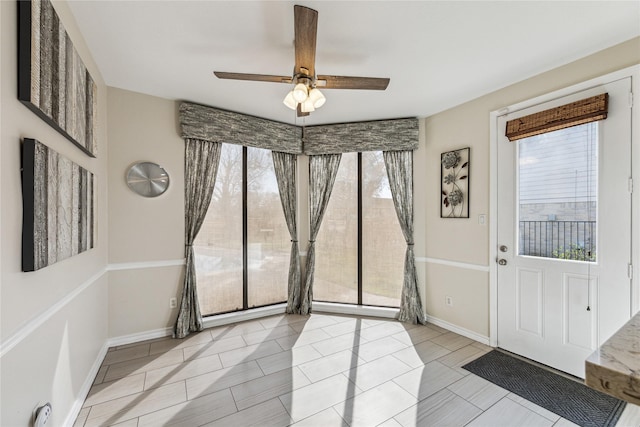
[214,5,390,117]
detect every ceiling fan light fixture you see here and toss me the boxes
[308,88,326,108]
[301,98,315,113]
[283,91,297,110]
[292,83,308,102]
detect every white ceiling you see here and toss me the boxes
[67,1,640,126]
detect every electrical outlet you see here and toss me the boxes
[445,296,453,307]
[169,298,177,309]
[34,403,52,427]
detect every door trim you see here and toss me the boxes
[489,65,640,347]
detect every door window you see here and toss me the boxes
[518,123,598,262]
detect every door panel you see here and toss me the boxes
[563,273,596,350]
[516,267,543,336]
[497,77,631,378]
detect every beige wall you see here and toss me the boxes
[422,37,640,337]
[107,88,184,264]
[109,267,183,338]
[0,0,109,425]
[106,87,185,338]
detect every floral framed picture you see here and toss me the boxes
[441,147,470,218]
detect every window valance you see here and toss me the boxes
[505,93,608,141]
[180,102,419,155]
[303,118,419,155]
[179,102,303,154]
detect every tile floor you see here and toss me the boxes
[75,313,640,426]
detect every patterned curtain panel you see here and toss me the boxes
[383,150,426,324]
[271,151,302,314]
[174,138,222,339]
[300,154,342,314]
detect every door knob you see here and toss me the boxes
[500,245,508,253]
[498,259,507,266]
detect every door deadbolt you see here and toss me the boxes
[498,259,507,266]
[499,245,508,253]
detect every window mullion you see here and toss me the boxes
[242,146,248,310]
[357,152,363,306]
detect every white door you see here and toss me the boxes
[497,77,632,378]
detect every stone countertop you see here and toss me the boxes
[586,312,640,404]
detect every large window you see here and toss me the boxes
[194,145,289,315]
[361,151,405,306]
[314,151,405,307]
[314,153,358,303]
[247,148,290,307]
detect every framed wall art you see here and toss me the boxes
[22,138,95,272]
[441,147,469,218]
[18,0,98,157]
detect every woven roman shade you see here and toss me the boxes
[505,93,608,141]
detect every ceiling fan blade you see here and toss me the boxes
[294,5,318,76]
[214,71,292,84]
[317,75,390,90]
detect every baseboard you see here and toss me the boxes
[107,326,174,348]
[63,327,173,425]
[313,302,399,319]
[63,341,110,427]
[312,304,489,346]
[202,304,287,329]
[62,326,173,426]
[426,314,491,346]
[105,305,290,350]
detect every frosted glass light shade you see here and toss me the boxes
[283,91,297,110]
[301,98,315,113]
[308,88,326,108]
[292,83,308,102]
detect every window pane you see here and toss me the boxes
[314,153,358,304]
[194,144,243,315]
[362,151,403,307]
[518,123,598,261]
[247,148,289,307]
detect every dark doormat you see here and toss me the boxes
[462,350,626,427]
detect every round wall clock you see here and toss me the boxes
[126,162,170,197]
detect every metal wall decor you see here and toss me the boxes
[22,138,95,272]
[18,0,98,157]
[126,162,170,198]
[441,147,470,218]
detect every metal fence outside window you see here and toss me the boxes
[519,220,596,262]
